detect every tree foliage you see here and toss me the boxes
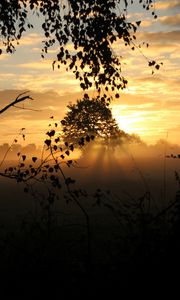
[61,94,143,144]
[61,95,120,142]
[0,0,160,98]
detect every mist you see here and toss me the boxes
[0,138,180,223]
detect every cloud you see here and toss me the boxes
[17,33,42,46]
[156,0,180,11]
[0,89,87,144]
[18,60,53,70]
[159,15,180,27]
[137,30,180,44]
[11,73,81,93]
[0,54,9,61]
[0,90,86,139]
[170,49,180,59]
[141,20,153,28]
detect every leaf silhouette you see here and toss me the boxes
[45,139,51,147]
[22,155,26,161]
[32,157,37,163]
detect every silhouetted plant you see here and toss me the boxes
[0,0,162,100]
[61,94,143,146]
[0,117,95,269]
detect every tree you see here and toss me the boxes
[0,0,161,102]
[61,94,143,145]
[61,94,120,142]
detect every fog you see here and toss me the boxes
[69,140,179,190]
[0,139,180,224]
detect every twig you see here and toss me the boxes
[13,105,41,112]
[0,91,33,115]
[0,129,24,168]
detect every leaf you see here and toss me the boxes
[45,139,51,147]
[22,155,26,161]
[55,137,60,143]
[86,136,90,142]
[136,21,141,26]
[155,64,160,70]
[61,120,66,125]
[149,60,156,67]
[32,157,37,163]
[46,130,55,137]
[69,144,74,151]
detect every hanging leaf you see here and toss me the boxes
[55,137,60,143]
[32,157,37,163]
[22,155,26,161]
[136,21,141,26]
[45,139,51,147]
[46,130,55,137]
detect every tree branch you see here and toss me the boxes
[0,91,33,115]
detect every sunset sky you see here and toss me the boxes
[0,0,179,147]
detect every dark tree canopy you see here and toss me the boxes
[61,94,141,144]
[0,0,160,99]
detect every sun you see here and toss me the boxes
[111,105,146,136]
[115,115,135,134]
[111,105,134,133]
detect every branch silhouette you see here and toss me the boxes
[0,91,33,115]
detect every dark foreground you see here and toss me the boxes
[0,201,180,299]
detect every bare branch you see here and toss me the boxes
[0,91,33,115]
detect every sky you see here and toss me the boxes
[0,0,179,147]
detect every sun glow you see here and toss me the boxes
[112,105,143,134]
[115,115,137,134]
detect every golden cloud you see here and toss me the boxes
[137,30,180,43]
[17,33,42,46]
[159,14,180,26]
[156,0,180,11]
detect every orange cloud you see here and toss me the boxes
[159,14,180,26]
[155,0,180,11]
